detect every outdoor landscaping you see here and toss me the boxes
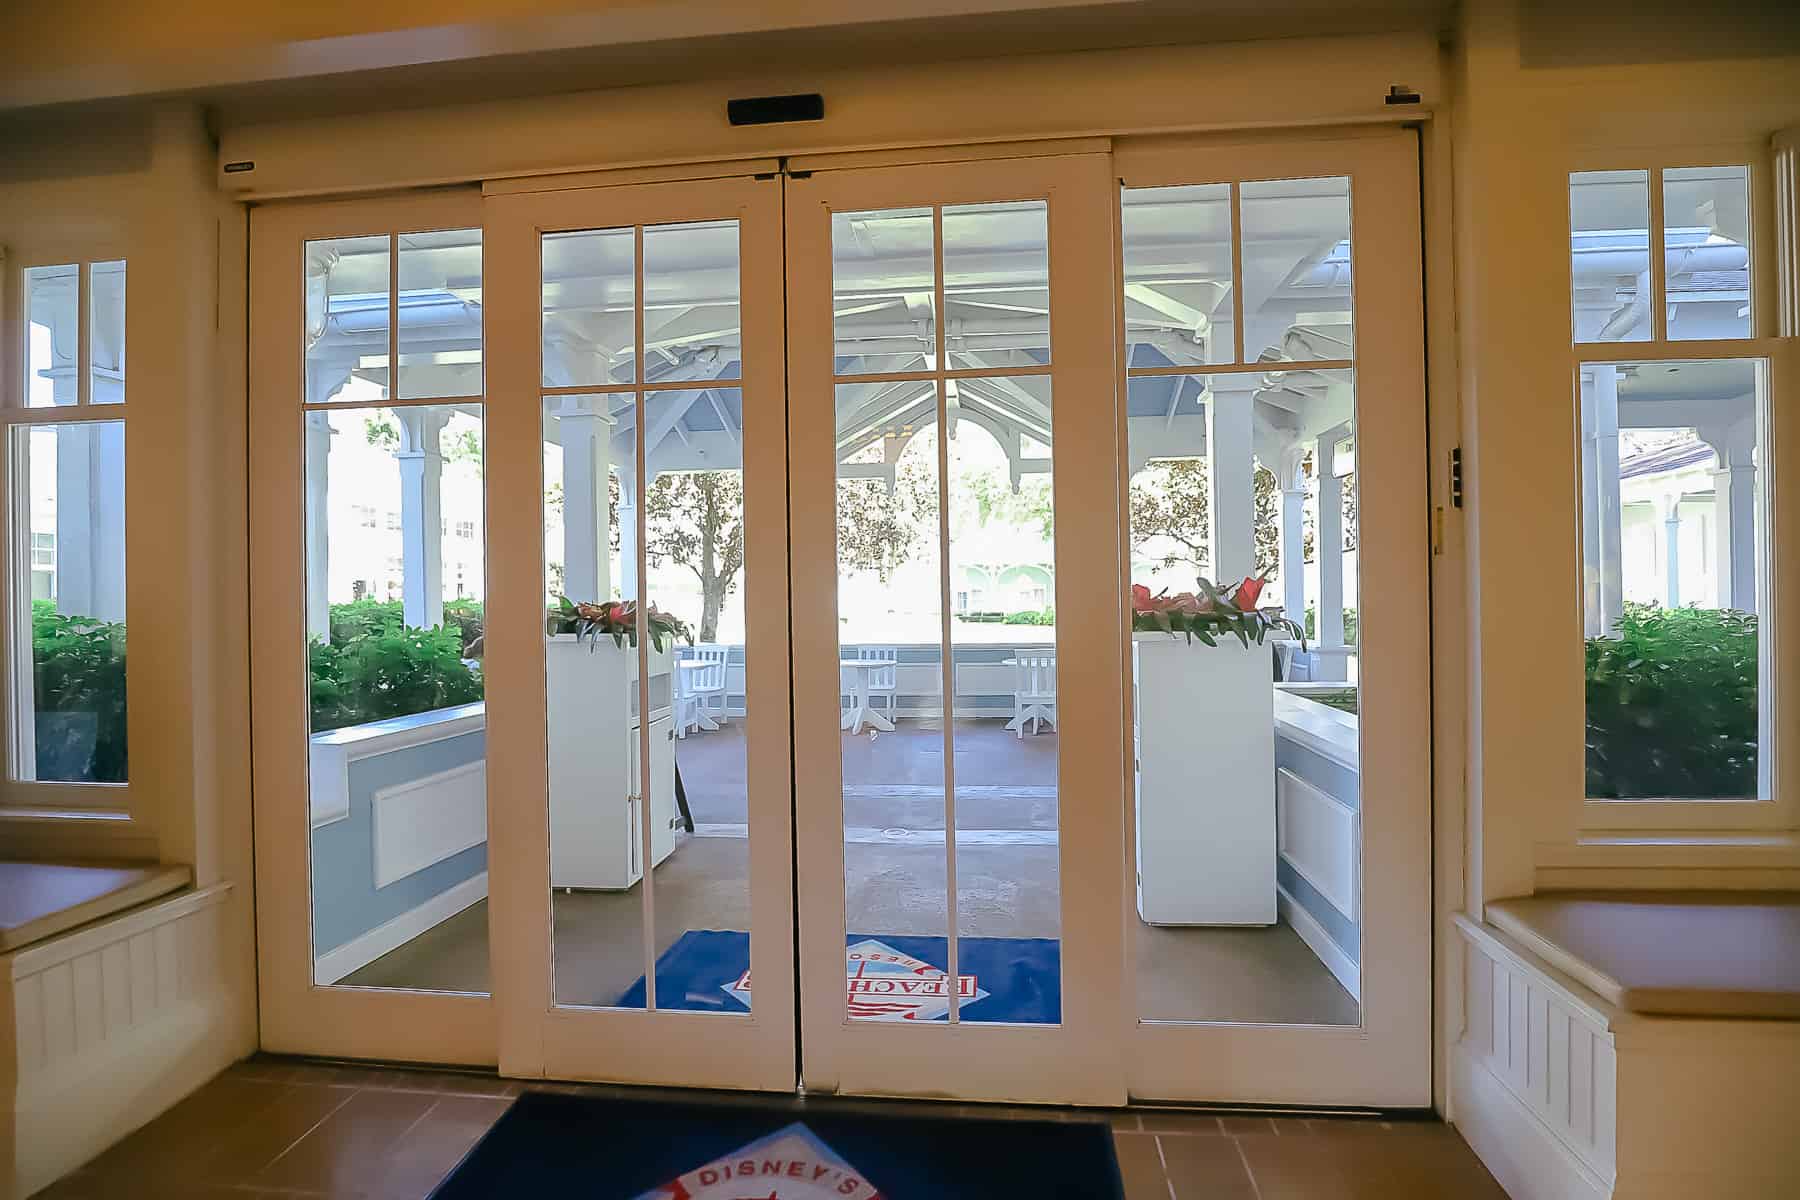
[1585,602,1758,799]
[309,599,484,733]
[31,600,128,783]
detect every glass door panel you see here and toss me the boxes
[483,174,794,1091]
[1115,131,1431,1105]
[789,154,1126,1104]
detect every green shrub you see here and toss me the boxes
[1302,605,1358,645]
[31,600,127,783]
[312,604,483,733]
[1585,603,1758,799]
[1002,609,1055,625]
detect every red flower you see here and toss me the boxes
[1233,574,1267,610]
[1131,583,1154,613]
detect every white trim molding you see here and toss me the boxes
[312,871,487,986]
[372,759,486,889]
[1277,886,1359,1001]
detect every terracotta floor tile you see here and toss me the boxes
[1136,1109,1225,1135]
[368,1094,515,1198]
[200,1083,357,1183]
[254,1086,439,1193]
[1219,1114,1281,1136]
[80,1076,294,1181]
[1158,1133,1258,1200]
[1111,1131,1171,1200]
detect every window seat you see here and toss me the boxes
[1487,890,1800,1020]
[3,863,239,1199]
[0,860,190,952]
[1453,894,1800,1199]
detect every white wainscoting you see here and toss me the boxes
[1276,767,1359,920]
[373,760,487,888]
[5,884,243,1200]
[1453,914,1800,1199]
[1455,916,1617,1199]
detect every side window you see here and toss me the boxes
[1571,165,1775,817]
[10,260,129,789]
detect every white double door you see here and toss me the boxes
[252,134,1430,1108]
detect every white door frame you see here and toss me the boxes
[785,152,1130,1106]
[1113,129,1434,1105]
[483,174,797,1090]
[249,188,497,1065]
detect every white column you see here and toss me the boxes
[396,408,447,630]
[1661,497,1683,609]
[1592,365,1625,634]
[1280,487,1307,622]
[304,412,333,640]
[616,472,639,602]
[1315,430,1346,682]
[1701,421,1759,614]
[1207,389,1255,584]
[556,398,614,603]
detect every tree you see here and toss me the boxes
[834,450,939,581]
[642,471,745,643]
[1131,456,1314,585]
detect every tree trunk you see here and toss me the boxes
[699,483,721,643]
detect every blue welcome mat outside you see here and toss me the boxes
[618,930,1062,1024]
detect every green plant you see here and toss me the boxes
[1586,603,1758,799]
[1131,576,1304,649]
[1002,609,1055,626]
[548,596,692,654]
[310,620,483,733]
[31,600,127,782]
[1302,605,1358,645]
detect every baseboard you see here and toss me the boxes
[1277,885,1360,1000]
[1452,1044,1611,1200]
[313,872,487,985]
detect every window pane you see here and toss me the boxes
[90,260,126,405]
[18,421,127,783]
[834,380,951,1019]
[1571,170,1651,343]
[1240,177,1353,363]
[1580,359,1767,801]
[24,264,78,408]
[397,229,482,399]
[947,376,1061,1025]
[943,201,1049,369]
[542,228,635,388]
[642,389,751,1013]
[305,236,390,404]
[833,207,934,375]
[1126,368,1362,1027]
[643,221,741,384]
[306,404,489,994]
[543,392,648,1009]
[1122,184,1236,367]
[1664,166,1752,341]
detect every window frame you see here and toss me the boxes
[0,241,134,818]
[1567,143,1797,833]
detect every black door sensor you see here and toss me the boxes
[727,93,825,126]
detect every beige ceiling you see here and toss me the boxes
[2,0,1454,124]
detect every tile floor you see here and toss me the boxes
[37,1057,1507,1199]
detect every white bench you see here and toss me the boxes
[3,861,239,1199]
[1454,892,1800,1200]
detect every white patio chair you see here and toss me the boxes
[1007,651,1057,737]
[855,645,899,721]
[673,651,705,738]
[690,644,730,726]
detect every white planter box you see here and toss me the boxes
[1132,633,1276,925]
[546,636,678,890]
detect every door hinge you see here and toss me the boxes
[1449,446,1464,509]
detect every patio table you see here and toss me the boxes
[839,658,897,735]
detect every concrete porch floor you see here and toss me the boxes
[344,720,1357,1026]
